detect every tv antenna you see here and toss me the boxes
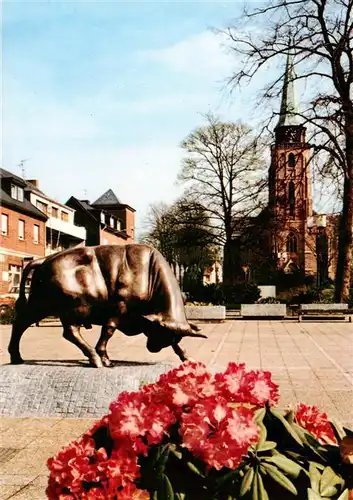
[18,158,32,178]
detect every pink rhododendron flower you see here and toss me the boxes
[214,363,279,406]
[47,434,140,499]
[179,396,260,470]
[109,390,176,449]
[153,361,217,409]
[295,403,337,445]
[119,483,150,499]
[244,370,279,406]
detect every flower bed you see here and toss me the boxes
[47,362,353,499]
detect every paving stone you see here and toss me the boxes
[0,363,173,418]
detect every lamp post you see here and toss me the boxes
[242,264,249,282]
[307,215,328,287]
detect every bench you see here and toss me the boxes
[241,304,287,319]
[298,303,353,322]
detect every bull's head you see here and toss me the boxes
[145,320,207,361]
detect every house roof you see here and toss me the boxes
[66,196,98,222]
[0,167,27,187]
[92,189,121,206]
[0,169,48,221]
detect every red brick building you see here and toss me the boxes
[66,189,135,246]
[0,168,47,294]
[234,54,340,286]
[268,53,337,283]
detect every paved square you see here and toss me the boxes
[0,320,352,499]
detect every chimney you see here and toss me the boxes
[27,179,39,188]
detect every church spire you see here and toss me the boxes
[276,51,300,128]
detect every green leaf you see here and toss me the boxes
[329,418,345,442]
[319,466,344,497]
[308,488,323,500]
[157,473,174,500]
[261,463,298,495]
[285,410,295,425]
[252,470,259,500]
[254,407,266,423]
[155,444,171,474]
[170,445,182,460]
[342,427,353,438]
[309,461,326,471]
[270,408,303,447]
[257,472,270,500]
[337,489,349,500]
[263,454,302,478]
[257,441,277,452]
[186,461,205,478]
[309,462,322,493]
[256,423,267,450]
[240,467,255,497]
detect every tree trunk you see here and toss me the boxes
[335,119,353,303]
[223,239,242,285]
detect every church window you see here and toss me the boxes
[288,153,295,168]
[288,182,295,216]
[286,232,298,253]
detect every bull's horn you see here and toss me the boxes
[190,322,201,332]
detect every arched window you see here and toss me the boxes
[286,232,298,253]
[288,153,295,168]
[288,181,295,216]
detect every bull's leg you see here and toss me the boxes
[95,325,116,367]
[62,323,103,368]
[8,317,34,364]
[172,343,188,362]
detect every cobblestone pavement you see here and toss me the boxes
[1,321,352,424]
[0,321,352,499]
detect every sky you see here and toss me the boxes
[3,0,331,236]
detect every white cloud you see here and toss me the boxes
[141,31,235,75]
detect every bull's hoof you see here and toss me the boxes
[10,357,24,365]
[89,356,104,368]
[101,357,113,367]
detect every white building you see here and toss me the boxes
[25,180,86,256]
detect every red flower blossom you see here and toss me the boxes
[295,403,337,445]
[179,396,260,470]
[244,370,279,406]
[214,363,279,406]
[119,483,150,499]
[47,434,140,499]
[153,361,217,409]
[109,390,176,449]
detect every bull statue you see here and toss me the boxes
[8,244,206,367]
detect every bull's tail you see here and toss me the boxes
[16,258,45,311]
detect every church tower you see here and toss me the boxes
[268,53,315,273]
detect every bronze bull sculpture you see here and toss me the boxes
[8,244,206,367]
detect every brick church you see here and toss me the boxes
[242,53,338,284]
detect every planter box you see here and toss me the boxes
[300,303,347,311]
[241,304,286,318]
[185,305,226,321]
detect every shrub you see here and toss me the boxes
[257,296,281,304]
[0,304,15,324]
[185,283,260,305]
[223,283,261,304]
[47,361,352,500]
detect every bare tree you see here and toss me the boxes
[222,0,353,301]
[179,113,267,284]
[140,200,217,287]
